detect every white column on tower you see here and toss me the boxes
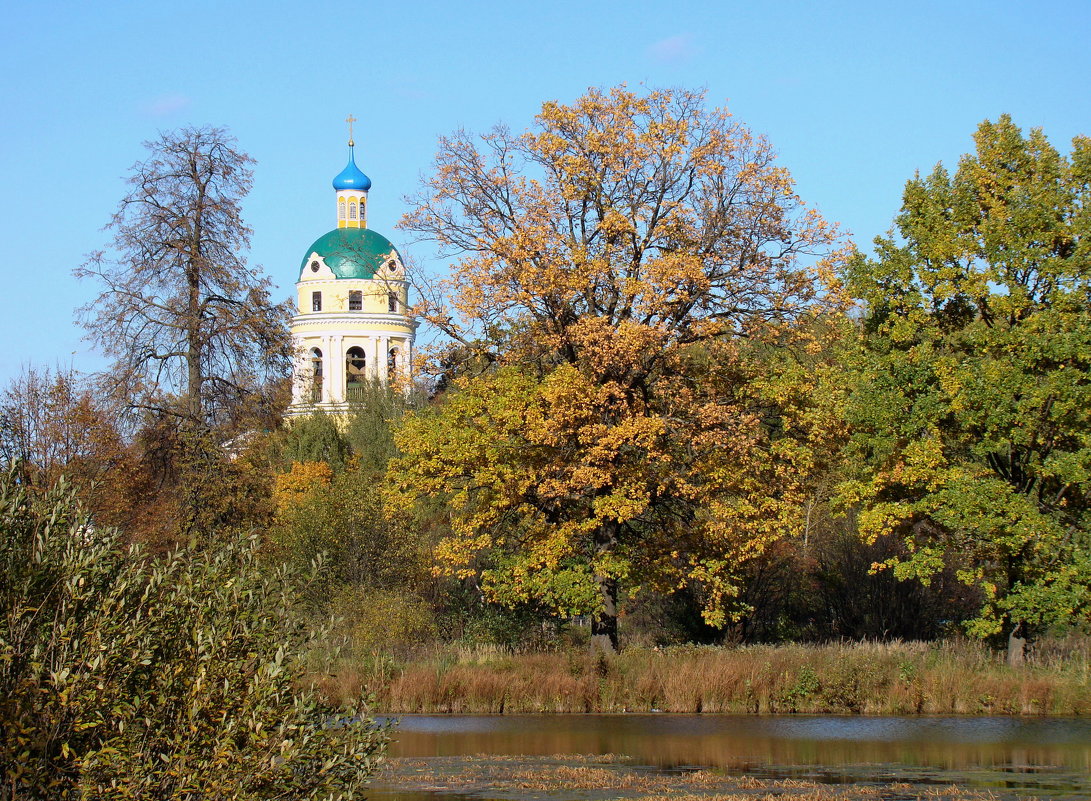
[291,350,304,406]
[379,336,390,384]
[329,335,344,403]
[320,335,332,403]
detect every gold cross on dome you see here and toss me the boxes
[345,114,358,146]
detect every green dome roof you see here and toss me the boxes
[299,228,401,280]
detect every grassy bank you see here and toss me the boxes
[322,638,1091,715]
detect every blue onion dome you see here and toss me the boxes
[332,146,372,191]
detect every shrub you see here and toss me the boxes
[332,585,437,657]
[0,468,387,800]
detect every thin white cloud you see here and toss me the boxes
[390,78,431,101]
[646,34,700,64]
[145,93,192,116]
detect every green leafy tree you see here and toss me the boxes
[0,467,387,799]
[842,115,1091,662]
[344,380,419,476]
[278,410,351,472]
[272,468,425,602]
[270,461,435,661]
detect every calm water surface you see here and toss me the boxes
[373,714,1091,799]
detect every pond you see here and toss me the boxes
[369,714,1091,800]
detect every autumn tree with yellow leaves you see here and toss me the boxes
[393,86,849,650]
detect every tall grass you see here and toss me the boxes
[327,638,1091,715]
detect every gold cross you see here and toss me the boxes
[345,114,357,146]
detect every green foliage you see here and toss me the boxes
[268,390,436,660]
[331,586,437,657]
[0,466,387,800]
[274,386,418,479]
[344,379,418,475]
[271,468,427,607]
[175,424,272,540]
[431,576,561,652]
[279,410,350,472]
[843,115,1091,640]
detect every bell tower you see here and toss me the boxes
[287,119,417,417]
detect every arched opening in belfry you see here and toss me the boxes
[388,347,398,377]
[346,346,367,401]
[310,348,323,403]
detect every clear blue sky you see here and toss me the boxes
[1,0,1088,384]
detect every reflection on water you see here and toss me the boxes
[376,714,1091,798]
[385,714,1091,772]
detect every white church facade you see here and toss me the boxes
[287,129,416,417]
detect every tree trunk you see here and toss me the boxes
[590,574,618,654]
[1007,622,1027,669]
[185,258,203,424]
[590,521,620,653]
[186,182,206,425]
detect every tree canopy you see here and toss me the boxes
[76,126,291,428]
[393,86,848,649]
[842,115,1091,657]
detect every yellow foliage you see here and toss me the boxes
[272,460,333,515]
[396,86,850,639]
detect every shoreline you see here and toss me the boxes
[377,709,1091,718]
[322,640,1091,717]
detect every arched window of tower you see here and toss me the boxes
[388,291,397,313]
[349,202,357,220]
[310,348,323,404]
[349,290,362,311]
[388,347,398,375]
[346,346,367,401]
[338,200,346,220]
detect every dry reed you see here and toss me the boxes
[327,638,1091,715]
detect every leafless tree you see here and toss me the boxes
[76,126,291,428]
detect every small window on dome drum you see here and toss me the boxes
[388,292,397,313]
[349,290,362,311]
[349,202,357,220]
[312,291,322,312]
[338,202,346,220]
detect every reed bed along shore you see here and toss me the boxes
[323,639,1091,716]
